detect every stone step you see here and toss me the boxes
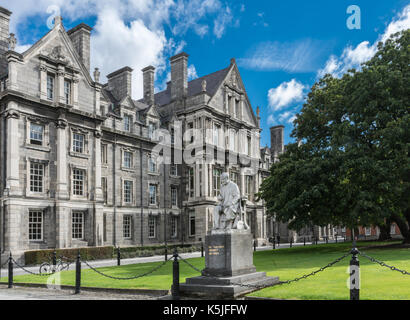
[185,272,270,285]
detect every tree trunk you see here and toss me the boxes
[378,222,391,241]
[392,213,410,244]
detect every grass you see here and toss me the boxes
[2,241,410,300]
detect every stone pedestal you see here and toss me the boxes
[180,229,279,299]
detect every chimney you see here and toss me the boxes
[0,6,11,73]
[142,65,155,105]
[67,23,92,72]
[170,52,188,100]
[106,66,133,100]
[270,125,284,162]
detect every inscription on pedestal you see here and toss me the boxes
[208,245,224,256]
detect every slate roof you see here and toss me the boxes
[148,66,231,107]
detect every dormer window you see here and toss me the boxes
[47,75,55,100]
[64,80,71,105]
[124,114,132,132]
[30,123,44,146]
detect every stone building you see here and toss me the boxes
[0,8,272,260]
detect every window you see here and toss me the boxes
[189,167,195,198]
[171,187,178,207]
[365,227,371,236]
[235,100,239,118]
[72,169,85,196]
[101,144,108,164]
[229,130,236,151]
[123,180,133,204]
[247,136,251,156]
[64,80,71,104]
[148,122,156,139]
[170,164,178,176]
[149,184,157,205]
[230,171,238,187]
[123,215,132,239]
[29,211,43,241]
[148,156,157,172]
[47,75,54,100]
[189,212,196,236]
[213,168,222,197]
[213,123,220,146]
[390,224,396,235]
[30,123,44,145]
[171,128,175,144]
[30,162,44,193]
[124,114,132,132]
[245,175,254,200]
[188,122,194,143]
[101,177,107,204]
[123,151,132,168]
[72,133,85,153]
[72,212,84,240]
[171,216,178,238]
[148,215,156,238]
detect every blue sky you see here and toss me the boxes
[4,0,410,147]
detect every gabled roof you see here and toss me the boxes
[151,66,231,107]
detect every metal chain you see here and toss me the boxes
[1,259,10,268]
[178,252,350,290]
[359,251,410,275]
[81,256,173,280]
[11,258,55,277]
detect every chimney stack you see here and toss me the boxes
[142,65,155,105]
[67,23,92,72]
[170,52,188,100]
[107,66,133,101]
[270,125,284,162]
[0,6,11,73]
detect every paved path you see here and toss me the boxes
[0,286,165,300]
[0,238,347,277]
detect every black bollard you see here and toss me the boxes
[172,247,180,300]
[75,251,81,294]
[336,236,338,244]
[165,246,168,261]
[8,253,13,289]
[303,237,306,246]
[254,240,257,252]
[117,247,121,266]
[201,242,204,258]
[350,240,360,300]
[326,236,328,244]
[273,239,276,250]
[52,250,57,273]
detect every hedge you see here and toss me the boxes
[24,246,115,266]
[24,243,201,265]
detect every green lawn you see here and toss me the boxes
[2,241,410,300]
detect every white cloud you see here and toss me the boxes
[213,6,233,39]
[268,79,306,110]
[267,115,276,125]
[318,4,410,78]
[238,39,328,73]
[187,64,198,80]
[278,111,292,123]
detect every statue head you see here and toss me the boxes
[221,172,229,186]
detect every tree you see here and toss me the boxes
[259,30,410,243]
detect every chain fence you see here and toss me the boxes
[11,258,55,277]
[177,252,351,290]
[81,256,173,280]
[359,251,410,275]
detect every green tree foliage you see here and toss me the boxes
[259,30,410,242]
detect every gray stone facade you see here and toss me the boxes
[0,8,274,259]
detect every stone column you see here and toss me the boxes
[195,163,200,198]
[72,76,79,109]
[57,66,65,104]
[203,161,208,197]
[5,103,21,196]
[56,116,69,199]
[39,63,48,100]
[94,128,103,201]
